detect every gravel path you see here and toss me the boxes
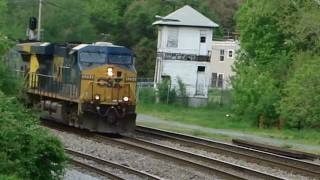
[137,114,320,154]
[45,127,223,180]
[133,132,315,180]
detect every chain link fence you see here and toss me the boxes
[136,77,233,107]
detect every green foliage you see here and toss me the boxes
[233,0,320,128]
[43,0,97,42]
[138,87,156,104]
[235,0,293,77]
[0,94,67,179]
[278,0,320,53]
[176,78,188,105]
[0,34,22,95]
[280,53,320,128]
[0,13,66,178]
[133,38,157,77]
[208,88,233,107]
[232,62,280,126]
[157,79,176,104]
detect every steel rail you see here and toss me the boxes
[136,125,320,178]
[66,148,161,180]
[97,135,283,180]
[42,121,281,179]
[69,158,124,180]
[42,121,243,180]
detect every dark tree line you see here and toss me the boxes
[2,0,241,77]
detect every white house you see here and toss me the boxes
[153,5,219,106]
[209,40,240,89]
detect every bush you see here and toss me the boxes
[138,87,156,104]
[232,62,280,127]
[157,79,176,104]
[176,78,188,106]
[279,53,320,128]
[0,92,67,179]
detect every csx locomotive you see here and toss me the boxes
[16,42,137,134]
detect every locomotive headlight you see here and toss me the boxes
[95,94,100,100]
[107,68,113,76]
[123,96,129,102]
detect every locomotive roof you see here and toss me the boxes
[72,44,133,55]
[16,42,133,56]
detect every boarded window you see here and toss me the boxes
[167,28,179,48]
[211,73,217,87]
[218,74,223,88]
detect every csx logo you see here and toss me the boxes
[81,74,94,80]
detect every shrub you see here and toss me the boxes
[279,53,320,128]
[0,92,67,179]
[157,79,176,104]
[176,78,188,106]
[232,62,280,127]
[138,87,156,104]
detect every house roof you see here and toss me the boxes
[153,5,219,28]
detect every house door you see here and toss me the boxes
[195,66,206,96]
[199,30,207,56]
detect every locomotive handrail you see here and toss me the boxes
[27,72,79,100]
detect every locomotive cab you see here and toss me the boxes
[75,43,137,133]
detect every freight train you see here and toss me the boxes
[16,42,137,134]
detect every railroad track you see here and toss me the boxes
[102,135,282,180]
[42,121,285,180]
[66,148,161,180]
[135,125,320,179]
[69,157,123,180]
[42,121,319,179]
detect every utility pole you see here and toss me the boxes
[37,0,43,41]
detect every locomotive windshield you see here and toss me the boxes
[79,52,106,64]
[108,54,132,65]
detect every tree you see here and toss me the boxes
[233,0,292,125]
[279,53,320,128]
[232,61,280,127]
[233,0,320,128]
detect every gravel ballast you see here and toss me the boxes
[45,127,222,180]
[133,132,316,180]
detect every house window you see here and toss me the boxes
[228,50,233,58]
[200,36,206,43]
[220,49,224,61]
[218,74,223,88]
[211,73,217,87]
[167,28,178,48]
[198,66,205,72]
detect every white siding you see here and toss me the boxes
[158,26,212,56]
[160,60,210,97]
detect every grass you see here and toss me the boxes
[137,102,320,154]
